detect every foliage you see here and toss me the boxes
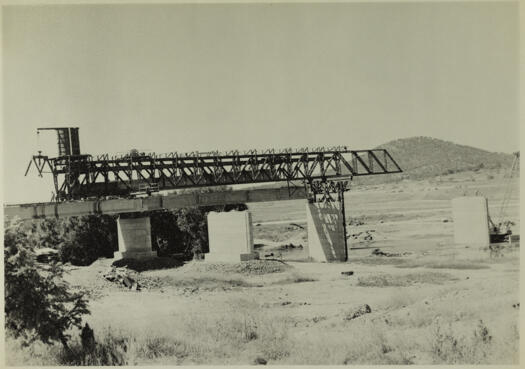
[4,218,90,350]
[58,215,117,266]
[430,319,495,364]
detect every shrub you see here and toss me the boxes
[58,215,117,266]
[430,319,494,364]
[4,218,89,352]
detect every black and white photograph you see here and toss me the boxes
[1,1,520,365]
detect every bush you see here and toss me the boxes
[58,215,118,266]
[430,319,494,364]
[4,218,90,352]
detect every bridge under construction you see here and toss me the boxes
[7,127,403,262]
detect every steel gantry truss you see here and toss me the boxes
[25,129,402,202]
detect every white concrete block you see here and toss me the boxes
[206,210,256,262]
[114,216,157,259]
[306,202,346,262]
[451,196,490,247]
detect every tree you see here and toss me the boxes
[4,218,89,352]
[58,215,117,266]
[175,207,209,256]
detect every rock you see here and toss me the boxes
[341,271,354,276]
[371,248,400,257]
[281,301,292,306]
[344,304,372,320]
[122,276,134,288]
[254,357,267,365]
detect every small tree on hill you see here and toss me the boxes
[4,218,89,352]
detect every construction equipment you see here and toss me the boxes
[488,152,519,243]
[25,127,403,202]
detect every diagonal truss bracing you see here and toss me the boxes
[28,148,402,201]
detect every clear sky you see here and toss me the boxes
[2,2,519,203]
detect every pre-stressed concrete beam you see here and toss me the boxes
[4,187,307,220]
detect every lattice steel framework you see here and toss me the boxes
[26,129,402,201]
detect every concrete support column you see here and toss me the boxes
[205,210,257,262]
[306,201,346,262]
[451,196,490,247]
[114,216,158,260]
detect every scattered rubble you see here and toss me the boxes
[348,217,365,226]
[311,316,327,323]
[371,248,411,257]
[371,248,399,257]
[277,243,303,250]
[181,260,291,275]
[349,230,376,242]
[344,304,372,321]
[103,266,140,290]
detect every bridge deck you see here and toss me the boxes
[4,187,307,220]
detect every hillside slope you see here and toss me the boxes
[355,136,515,183]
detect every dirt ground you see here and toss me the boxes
[8,168,520,365]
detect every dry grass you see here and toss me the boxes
[157,273,256,290]
[6,298,292,365]
[351,256,407,266]
[397,257,489,270]
[357,272,457,287]
[271,271,318,284]
[6,294,519,365]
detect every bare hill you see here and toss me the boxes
[355,136,515,184]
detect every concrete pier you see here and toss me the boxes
[306,202,346,262]
[114,216,158,259]
[451,196,490,247]
[205,210,257,262]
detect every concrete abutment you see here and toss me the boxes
[114,216,158,260]
[205,210,257,262]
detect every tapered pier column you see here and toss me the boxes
[205,210,257,262]
[114,216,158,260]
[306,201,346,262]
